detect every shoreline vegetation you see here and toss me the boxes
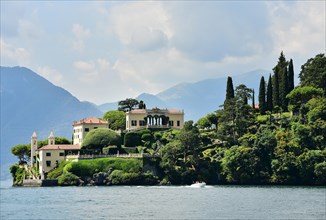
[10,53,326,187]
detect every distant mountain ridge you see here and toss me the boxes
[99,69,270,120]
[0,66,102,180]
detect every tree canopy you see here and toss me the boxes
[81,128,121,152]
[103,110,126,131]
[299,53,326,92]
[118,98,139,112]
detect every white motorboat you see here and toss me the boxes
[190,182,206,188]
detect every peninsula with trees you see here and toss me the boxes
[10,52,326,186]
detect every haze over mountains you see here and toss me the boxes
[0,66,268,180]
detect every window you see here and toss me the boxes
[139,120,145,126]
[85,128,89,132]
[59,152,64,157]
[177,120,180,127]
[46,152,51,157]
[56,160,59,166]
[94,127,98,129]
[46,161,51,167]
[169,121,174,126]
[131,120,137,126]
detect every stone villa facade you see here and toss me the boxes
[126,108,184,131]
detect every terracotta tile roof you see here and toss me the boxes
[39,144,81,151]
[73,117,108,125]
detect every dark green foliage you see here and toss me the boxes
[280,67,289,111]
[58,172,80,186]
[11,144,30,163]
[10,164,26,185]
[47,161,69,179]
[118,98,139,112]
[287,86,323,113]
[124,132,142,147]
[221,146,260,184]
[314,161,326,185]
[252,89,255,109]
[272,70,280,110]
[266,74,273,111]
[108,170,158,185]
[288,59,294,92]
[258,76,266,114]
[224,76,234,108]
[65,158,142,178]
[299,53,326,92]
[138,100,146,109]
[103,110,126,131]
[81,128,121,152]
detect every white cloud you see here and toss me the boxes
[71,24,91,51]
[109,1,172,45]
[37,66,63,84]
[0,38,32,66]
[73,58,110,83]
[267,1,325,55]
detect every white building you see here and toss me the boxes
[31,132,80,179]
[126,108,184,131]
[72,117,109,145]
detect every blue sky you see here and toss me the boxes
[1,1,325,104]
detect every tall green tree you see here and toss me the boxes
[118,98,139,112]
[266,74,273,112]
[272,70,280,110]
[288,59,295,92]
[224,76,234,107]
[258,76,266,114]
[252,89,255,109]
[280,67,289,111]
[11,144,31,163]
[103,110,126,131]
[299,53,326,93]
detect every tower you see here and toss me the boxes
[48,131,55,145]
[31,131,38,166]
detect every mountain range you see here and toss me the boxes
[0,66,269,180]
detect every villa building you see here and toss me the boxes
[126,108,184,131]
[73,117,109,145]
[31,131,81,179]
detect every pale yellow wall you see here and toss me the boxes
[168,114,184,129]
[73,123,108,145]
[39,150,65,174]
[126,111,184,131]
[126,113,147,131]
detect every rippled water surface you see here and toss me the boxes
[1,185,325,219]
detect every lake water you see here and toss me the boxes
[1,185,325,220]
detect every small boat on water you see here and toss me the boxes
[190,182,206,188]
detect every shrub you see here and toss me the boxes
[10,164,26,185]
[124,132,141,147]
[58,172,80,186]
[64,158,142,178]
[47,161,69,179]
[81,128,121,151]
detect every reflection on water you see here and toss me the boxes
[1,185,325,220]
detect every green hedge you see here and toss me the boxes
[124,132,141,147]
[64,158,142,178]
[58,172,80,186]
[47,161,69,179]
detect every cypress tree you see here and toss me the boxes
[252,89,255,109]
[280,67,289,111]
[272,71,280,110]
[224,76,234,109]
[225,76,235,100]
[288,59,294,92]
[258,76,266,114]
[267,74,273,111]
